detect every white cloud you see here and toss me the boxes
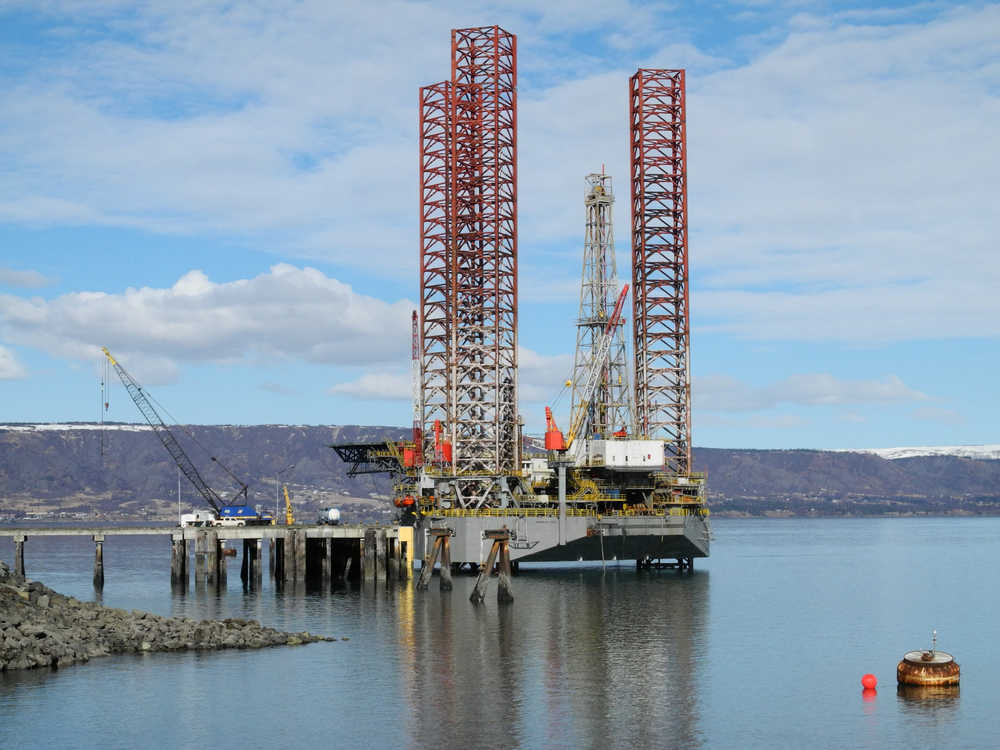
[259,381,299,396]
[0,345,27,380]
[329,345,572,409]
[911,406,965,425]
[329,372,412,401]
[0,1,996,348]
[839,411,866,424]
[694,372,926,412]
[0,267,54,289]
[517,347,574,404]
[696,279,1000,342]
[0,0,685,277]
[687,5,1000,340]
[0,264,413,383]
[699,412,808,430]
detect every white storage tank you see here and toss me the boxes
[318,507,341,525]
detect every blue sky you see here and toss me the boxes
[1,0,997,450]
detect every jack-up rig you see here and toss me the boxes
[333,27,709,569]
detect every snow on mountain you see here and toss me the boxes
[3,424,998,462]
[0,423,153,432]
[852,445,1000,461]
[0,423,306,432]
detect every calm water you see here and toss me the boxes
[1,517,997,749]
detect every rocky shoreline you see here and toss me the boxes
[0,561,335,672]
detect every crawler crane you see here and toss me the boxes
[101,347,273,527]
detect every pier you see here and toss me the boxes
[0,525,413,590]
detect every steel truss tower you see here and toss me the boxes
[570,173,632,440]
[629,69,691,474]
[419,80,453,453]
[418,26,519,504]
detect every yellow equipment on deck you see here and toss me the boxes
[283,485,294,525]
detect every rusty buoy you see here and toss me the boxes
[897,631,959,687]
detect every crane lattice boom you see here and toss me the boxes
[101,346,226,514]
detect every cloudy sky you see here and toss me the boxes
[1,0,997,449]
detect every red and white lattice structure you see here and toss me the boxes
[418,80,453,461]
[418,27,519,502]
[629,69,691,475]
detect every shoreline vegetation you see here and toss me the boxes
[0,561,335,672]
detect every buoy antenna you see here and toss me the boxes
[932,629,937,655]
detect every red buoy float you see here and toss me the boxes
[861,673,877,690]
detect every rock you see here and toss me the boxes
[0,573,335,673]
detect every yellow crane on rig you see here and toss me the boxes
[283,485,294,525]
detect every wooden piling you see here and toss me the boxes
[216,537,227,588]
[254,538,263,587]
[343,545,354,583]
[376,529,387,584]
[295,531,306,581]
[356,536,364,581]
[416,533,443,591]
[470,529,512,604]
[387,537,399,581]
[496,538,514,603]
[170,533,187,586]
[470,542,500,604]
[240,539,250,584]
[440,535,453,592]
[205,530,219,587]
[272,537,282,581]
[194,531,207,585]
[92,535,105,591]
[331,540,345,583]
[363,528,376,584]
[13,534,25,579]
[282,530,297,583]
[268,538,275,578]
[322,538,333,588]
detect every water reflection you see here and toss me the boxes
[896,684,960,726]
[402,567,709,748]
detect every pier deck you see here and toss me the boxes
[0,525,413,589]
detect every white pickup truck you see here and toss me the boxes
[179,510,217,527]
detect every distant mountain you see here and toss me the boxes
[849,445,1000,461]
[692,447,1000,516]
[0,423,406,524]
[2,424,1000,519]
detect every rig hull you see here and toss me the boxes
[417,512,710,565]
